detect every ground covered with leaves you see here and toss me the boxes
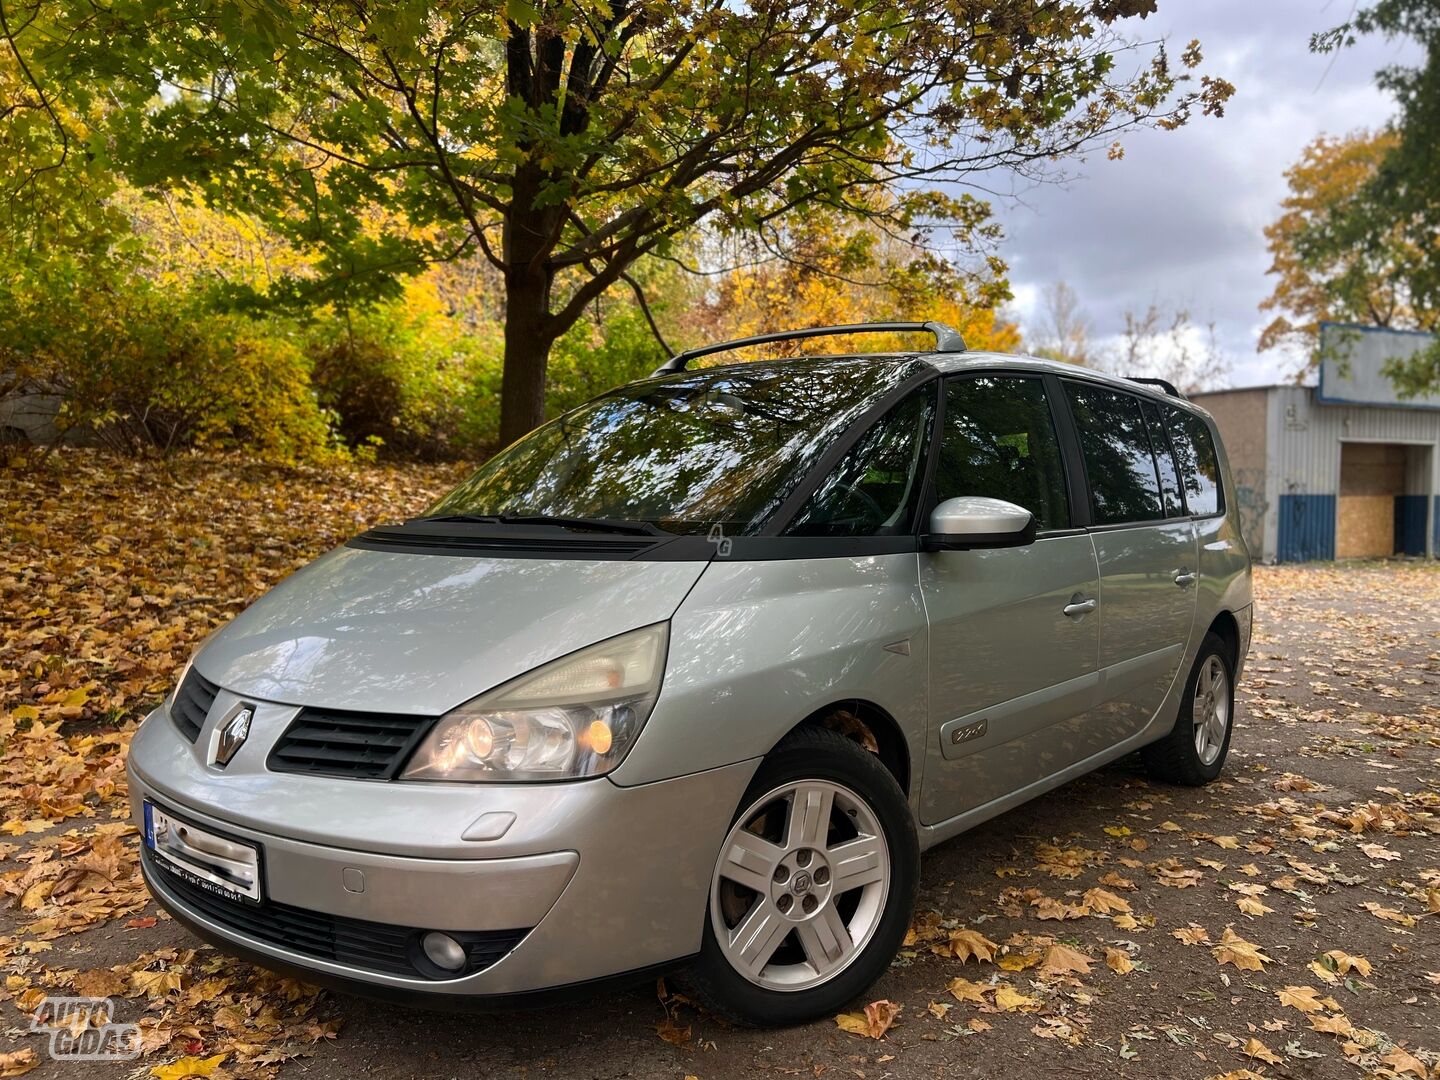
[1,452,1437,1080]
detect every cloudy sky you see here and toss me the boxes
[991,0,1417,388]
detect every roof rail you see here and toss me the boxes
[1126,376,1184,398]
[652,321,967,375]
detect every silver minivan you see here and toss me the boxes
[128,322,1253,1025]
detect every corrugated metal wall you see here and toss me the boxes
[1195,386,1440,562]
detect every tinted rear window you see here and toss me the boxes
[1064,382,1163,525]
[427,358,924,534]
[1141,400,1185,517]
[1167,408,1223,515]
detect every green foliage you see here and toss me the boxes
[1308,1,1440,392]
[547,306,669,419]
[309,290,503,459]
[0,261,341,463]
[10,0,1234,439]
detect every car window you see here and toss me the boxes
[426,358,925,535]
[934,375,1070,531]
[785,388,935,536]
[1141,400,1185,517]
[1064,382,1164,525]
[1167,407,1223,515]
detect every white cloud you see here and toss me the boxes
[980,0,1419,387]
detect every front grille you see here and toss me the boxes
[170,669,219,743]
[143,849,529,979]
[267,709,434,780]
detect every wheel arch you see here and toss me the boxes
[1206,609,1241,670]
[788,699,911,795]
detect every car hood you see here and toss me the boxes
[192,545,709,715]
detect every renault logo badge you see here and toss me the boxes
[212,705,253,767]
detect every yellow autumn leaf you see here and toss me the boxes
[130,969,183,997]
[1361,901,1416,927]
[1322,949,1372,977]
[945,929,999,964]
[947,977,994,1004]
[998,951,1041,972]
[150,1055,226,1080]
[835,1012,872,1036]
[992,985,1041,1012]
[1082,887,1132,915]
[1235,895,1275,917]
[1379,1047,1429,1078]
[1104,947,1134,974]
[0,1049,39,1078]
[1308,1012,1354,1037]
[1038,943,1092,977]
[1172,924,1210,945]
[1212,928,1272,972]
[834,999,901,1039]
[1276,985,1333,1013]
[1241,1038,1282,1065]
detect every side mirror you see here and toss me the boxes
[924,496,1037,551]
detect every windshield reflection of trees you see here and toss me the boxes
[428,359,920,534]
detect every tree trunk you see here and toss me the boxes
[497,266,556,446]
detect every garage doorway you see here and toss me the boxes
[1337,442,1433,558]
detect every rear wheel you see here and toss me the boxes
[682,726,917,1026]
[1142,632,1235,786]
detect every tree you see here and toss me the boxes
[1031,281,1094,366]
[1295,2,1440,392]
[8,0,1234,442]
[1257,130,1420,356]
[1112,301,1227,394]
[1031,280,1229,393]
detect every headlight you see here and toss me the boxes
[400,623,668,782]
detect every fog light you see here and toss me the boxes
[421,931,467,972]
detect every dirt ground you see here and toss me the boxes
[2,456,1438,1080]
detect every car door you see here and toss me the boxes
[918,373,1101,825]
[1061,381,1199,744]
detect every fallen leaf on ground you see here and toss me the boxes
[150,1056,227,1080]
[0,1050,39,1078]
[1242,1037,1282,1065]
[835,1000,901,1039]
[1212,928,1273,972]
[1038,943,1092,977]
[943,929,999,963]
[1104,947,1135,974]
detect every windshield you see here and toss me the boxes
[424,357,924,535]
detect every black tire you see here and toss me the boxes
[1142,631,1235,786]
[680,725,918,1026]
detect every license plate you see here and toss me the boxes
[143,802,262,904]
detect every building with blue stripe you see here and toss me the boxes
[1191,325,1439,563]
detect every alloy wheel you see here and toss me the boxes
[710,780,890,991]
[1192,654,1230,766]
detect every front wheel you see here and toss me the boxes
[1142,631,1235,786]
[681,725,918,1026]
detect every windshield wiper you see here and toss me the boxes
[414,513,668,536]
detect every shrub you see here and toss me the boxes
[0,264,342,463]
[308,284,502,459]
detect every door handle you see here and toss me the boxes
[1174,569,1197,587]
[1063,597,1097,618]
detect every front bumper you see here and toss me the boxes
[128,701,757,998]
